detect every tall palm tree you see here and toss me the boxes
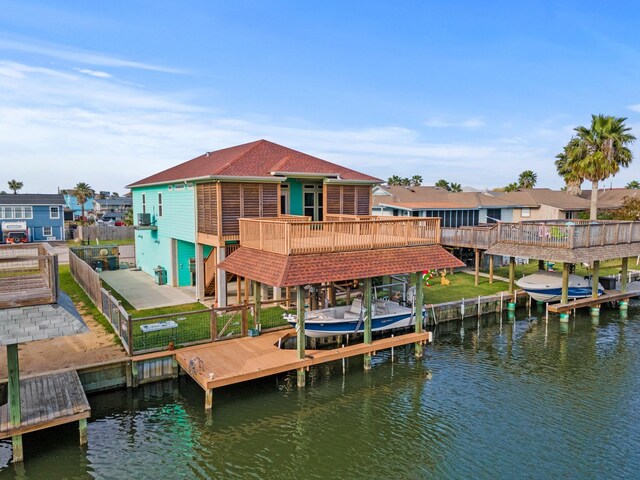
[566,115,635,219]
[555,140,584,196]
[7,180,23,194]
[435,179,450,190]
[73,182,94,220]
[449,182,462,192]
[504,182,519,192]
[626,180,640,189]
[387,175,403,186]
[517,170,537,189]
[410,175,423,186]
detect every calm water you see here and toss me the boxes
[2,306,640,479]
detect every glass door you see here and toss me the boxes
[303,184,323,221]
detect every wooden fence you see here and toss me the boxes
[69,250,102,307]
[73,225,135,241]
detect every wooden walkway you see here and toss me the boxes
[0,274,52,309]
[176,329,430,391]
[547,289,640,313]
[0,371,90,439]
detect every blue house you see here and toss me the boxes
[62,191,94,220]
[0,194,66,242]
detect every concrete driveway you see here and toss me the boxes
[100,269,197,310]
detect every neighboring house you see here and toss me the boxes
[372,185,517,225]
[127,139,381,306]
[0,194,66,242]
[493,188,590,221]
[93,197,133,214]
[579,188,640,211]
[62,190,94,219]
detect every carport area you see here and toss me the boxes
[99,269,197,309]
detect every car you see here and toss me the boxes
[5,232,28,244]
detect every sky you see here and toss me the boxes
[2,0,640,194]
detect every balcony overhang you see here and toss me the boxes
[486,242,640,264]
[218,245,464,287]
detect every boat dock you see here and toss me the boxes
[0,371,90,441]
[175,328,431,408]
[547,289,640,313]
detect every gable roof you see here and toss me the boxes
[0,194,65,205]
[128,140,381,188]
[373,185,515,210]
[496,188,590,211]
[579,188,640,209]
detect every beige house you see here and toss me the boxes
[492,189,590,221]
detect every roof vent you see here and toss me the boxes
[205,152,210,157]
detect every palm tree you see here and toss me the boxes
[387,175,403,186]
[504,182,519,192]
[449,182,462,192]
[7,180,23,194]
[566,115,635,219]
[73,182,94,221]
[435,179,450,190]
[517,170,537,189]
[626,180,640,189]
[555,140,584,196]
[410,175,423,186]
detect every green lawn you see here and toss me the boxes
[67,238,135,246]
[422,273,509,304]
[58,264,118,340]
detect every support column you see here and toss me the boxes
[414,270,424,359]
[474,249,480,286]
[296,286,306,387]
[215,247,227,307]
[508,257,516,295]
[79,418,88,445]
[254,281,262,331]
[7,343,22,463]
[592,260,600,299]
[489,255,494,284]
[195,243,205,301]
[363,277,373,371]
[236,276,242,304]
[621,257,629,293]
[273,285,282,301]
[205,389,213,410]
[561,263,570,305]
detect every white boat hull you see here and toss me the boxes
[516,271,604,303]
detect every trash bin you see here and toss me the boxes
[106,255,118,271]
[154,267,167,285]
[94,260,104,272]
[599,276,617,290]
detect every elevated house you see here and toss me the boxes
[579,188,640,212]
[491,188,590,221]
[62,190,94,220]
[0,194,66,243]
[127,140,382,306]
[372,185,517,225]
[93,196,133,215]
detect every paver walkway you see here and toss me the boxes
[459,268,509,283]
[100,269,197,309]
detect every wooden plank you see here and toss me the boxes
[548,289,640,313]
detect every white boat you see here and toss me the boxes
[516,271,604,303]
[284,297,417,338]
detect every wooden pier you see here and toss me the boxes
[176,329,431,406]
[0,371,90,441]
[547,289,640,314]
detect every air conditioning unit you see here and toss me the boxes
[138,213,151,226]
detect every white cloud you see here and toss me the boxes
[423,118,485,128]
[75,68,112,79]
[0,38,185,74]
[0,59,591,193]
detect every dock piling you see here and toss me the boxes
[414,271,424,359]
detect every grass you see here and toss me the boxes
[422,273,509,304]
[492,256,640,280]
[58,264,117,339]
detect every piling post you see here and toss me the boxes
[414,271,424,359]
[508,257,516,295]
[363,277,373,370]
[7,343,22,462]
[79,418,88,445]
[474,249,480,286]
[296,285,306,361]
[205,389,213,410]
[489,255,494,284]
[621,257,629,293]
[592,260,600,299]
[254,281,262,332]
[561,262,570,305]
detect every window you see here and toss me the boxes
[50,206,60,219]
[158,193,163,217]
[43,226,52,237]
[0,207,9,219]
[521,207,530,218]
[142,194,146,214]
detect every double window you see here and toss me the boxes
[0,206,33,219]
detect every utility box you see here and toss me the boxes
[138,213,151,226]
[154,266,167,285]
[599,276,617,290]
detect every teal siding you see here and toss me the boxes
[176,240,195,286]
[287,179,304,216]
[132,184,196,285]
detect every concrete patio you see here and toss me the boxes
[99,269,197,310]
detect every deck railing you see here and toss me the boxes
[440,225,498,249]
[239,217,441,255]
[0,243,58,309]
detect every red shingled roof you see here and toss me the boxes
[218,245,465,287]
[128,140,381,187]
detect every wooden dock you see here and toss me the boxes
[176,329,430,391]
[0,371,90,439]
[547,290,640,313]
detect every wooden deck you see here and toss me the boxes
[176,329,431,390]
[0,371,90,439]
[547,289,640,313]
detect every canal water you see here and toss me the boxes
[1,306,640,479]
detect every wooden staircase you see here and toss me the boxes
[204,249,216,297]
